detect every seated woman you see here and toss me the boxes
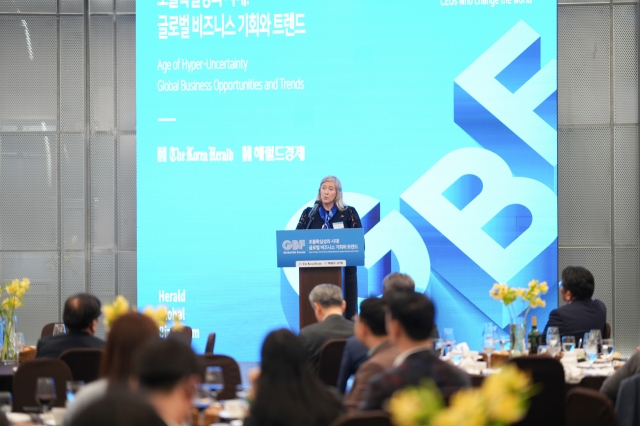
[542,266,606,344]
[63,312,159,425]
[245,329,343,426]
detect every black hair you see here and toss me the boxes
[134,337,203,392]
[358,298,387,336]
[63,293,101,332]
[250,329,343,426]
[561,266,595,300]
[386,291,435,341]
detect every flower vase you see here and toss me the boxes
[509,318,527,357]
[0,318,17,365]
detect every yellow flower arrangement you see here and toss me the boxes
[0,278,31,362]
[102,295,171,331]
[490,279,548,323]
[389,365,534,426]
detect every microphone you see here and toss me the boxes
[306,201,320,229]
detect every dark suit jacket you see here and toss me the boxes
[337,336,369,394]
[360,349,471,411]
[541,298,607,345]
[343,341,400,411]
[36,331,105,359]
[299,314,354,373]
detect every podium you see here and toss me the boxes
[276,229,365,329]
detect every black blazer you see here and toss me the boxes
[541,298,607,344]
[296,205,362,230]
[298,314,354,373]
[36,331,105,358]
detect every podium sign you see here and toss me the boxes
[275,229,365,268]
[276,228,365,329]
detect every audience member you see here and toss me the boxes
[69,387,165,426]
[36,294,104,358]
[601,350,640,402]
[343,298,400,411]
[246,329,343,426]
[360,291,470,410]
[337,272,439,393]
[63,312,160,425]
[299,284,354,372]
[541,266,606,344]
[134,337,204,426]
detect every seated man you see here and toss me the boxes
[36,293,105,358]
[299,284,354,373]
[133,337,204,426]
[337,272,439,393]
[343,298,400,411]
[360,292,470,411]
[542,266,606,344]
[600,350,640,402]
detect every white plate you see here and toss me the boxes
[6,412,31,423]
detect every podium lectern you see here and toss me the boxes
[276,229,365,329]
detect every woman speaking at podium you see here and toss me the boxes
[296,176,362,319]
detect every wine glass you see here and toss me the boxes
[442,328,455,356]
[52,324,66,336]
[482,323,497,368]
[546,327,561,358]
[562,336,575,352]
[35,377,56,415]
[601,338,615,366]
[11,332,25,363]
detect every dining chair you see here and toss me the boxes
[508,355,565,426]
[330,410,391,426]
[614,373,640,426]
[13,359,72,412]
[59,348,103,383]
[40,322,64,338]
[317,338,347,388]
[199,354,242,401]
[204,333,216,354]
[604,322,612,339]
[167,326,193,345]
[566,387,618,426]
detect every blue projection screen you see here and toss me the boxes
[137,0,558,360]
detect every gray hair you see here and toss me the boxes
[382,272,415,293]
[309,284,343,308]
[315,176,347,210]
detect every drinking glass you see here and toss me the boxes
[35,377,56,415]
[52,324,66,336]
[66,381,84,403]
[562,336,575,352]
[442,328,456,356]
[203,366,224,400]
[450,348,463,366]
[0,391,12,414]
[584,340,598,370]
[11,333,25,363]
[601,338,615,365]
[482,323,497,368]
[546,327,561,358]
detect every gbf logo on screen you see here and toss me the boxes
[282,240,305,251]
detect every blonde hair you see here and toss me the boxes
[316,175,346,210]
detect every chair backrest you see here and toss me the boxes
[318,339,347,388]
[13,359,73,412]
[614,373,640,426]
[200,354,242,401]
[330,410,391,426]
[40,322,64,338]
[167,326,193,345]
[59,348,103,384]
[205,333,216,354]
[566,387,618,426]
[508,356,565,426]
[604,322,612,339]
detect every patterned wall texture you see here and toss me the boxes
[0,0,638,355]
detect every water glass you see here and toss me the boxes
[442,328,456,355]
[11,333,25,363]
[601,338,615,365]
[52,324,66,336]
[482,323,497,368]
[546,327,561,357]
[562,336,576,352]
[0,391,12,414]
[584,342,598,369]
[66,381,85,403]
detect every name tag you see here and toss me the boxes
[333,222,344,229]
